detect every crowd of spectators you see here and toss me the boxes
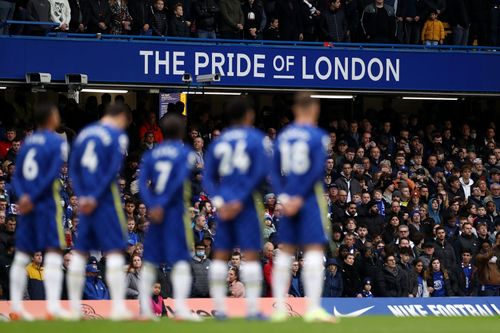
[0,91,499,303]
[1,0,500,46]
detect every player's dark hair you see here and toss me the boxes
[160,114,186,140]
[104,103,130,117]
[33,100,57,128]
[224,96,253,124]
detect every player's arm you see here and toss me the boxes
[202,143,223,208]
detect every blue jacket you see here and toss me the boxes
[323,270,343,297]
[83,276,110,300]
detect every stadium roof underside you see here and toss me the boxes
[1,35,500,96]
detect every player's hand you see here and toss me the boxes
[18,195,34,215]
[79,197,97,215]
[149,206,164,224]
[283,196,304,217]
[218,201,243,221]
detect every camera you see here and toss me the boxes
[196,73,221,83]
[25,72,51,84]
[65,74,88,85]
[182,73,192,83]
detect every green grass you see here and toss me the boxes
[1,317,499,333]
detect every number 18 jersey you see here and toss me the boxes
[69,123,129,252]
[272,123,330,246]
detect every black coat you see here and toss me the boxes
[194,0,219,31]
[68,0,86,32]
[340,263,362,297]
[85,0,111,33]
[320,8,349,42]
[275,0,303,40]
[151,9,168,36]
[378,266,409,297]
[169,15,190,37]
[128,0,152,34]
[359,213,386,237]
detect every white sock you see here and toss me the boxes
[9,252,30,312]
[67,252,86,314]
[43,252,64,314]
[302,251,324,312]
[138,262,156,317]
[172,261,192,316]
[106,253,127,313]
[209,259,227,315]
[272,252,292,313]
[241,261,262,316]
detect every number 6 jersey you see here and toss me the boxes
[13,130,68,252]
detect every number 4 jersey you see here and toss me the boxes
[138,140,195,265]
[272,123,330,246]
[203,126,271,252]
[12,130,68,252]
[69,123,129,252]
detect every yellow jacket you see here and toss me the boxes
[421,19,445,42]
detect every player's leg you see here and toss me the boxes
[237,205,265,318]
[99,197,131,320]
[9,214,35,320]
[44,191,69,318]
[271,243,295,320]
[9,250,32,320]
[300,194,336,323]
[67,249,88,318]
[171,260,195,319]
[209,249,230,318]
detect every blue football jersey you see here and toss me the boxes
[203,126,271,206]
[12,130,68,202]
[139,140,195,209]
[272,124,329,199]
[69,123,128,200]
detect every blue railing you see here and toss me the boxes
[2,20,500,53]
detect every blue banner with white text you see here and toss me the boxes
[1,37,500,92]
[322,297,500,317]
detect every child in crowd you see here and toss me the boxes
[361,278,373,297]
[421,10,445,46]
[151,282,167,317]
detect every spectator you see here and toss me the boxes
[192,214,207,243]
[169,3,191,37]
[128,0,152,35]
[421,10,444,45]
[340,253,362,297]
[335,162,362,202]
[83,264,110,300]
[227,266,245,298]
[242,0,266,40]
[433,226,456,270]
[361,0,397,43]
[275,0,304,41]
[126,254,142,299]
[288,260,304,297]
[127,219,139,246]
[151,282,167,316]
[86,0,112,33]
[25,0,53,35]
[68,0,86,32]
[192,137,204,169]
[263,17,280,40]
[412,258,429,297]
[48,0,70,31]
[396,0,424,44]
[320,0,349,42]
[361,278,374,297]
[193,0,219,38]
[323,258,343,297]
[191,243,211,297]
[425,258,455,296]
[378,254,409,297]
[454,222,480,259]
[0,0,15,35]
[218,0,244,39]
[150,0,168,36]
[0,240,14,299]
[455,249,478,296]
[26,252,45,300]
[447,0,469,45]
[109,0,133,35]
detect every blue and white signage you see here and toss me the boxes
[1,36,500,92]
[322,297,500,317]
